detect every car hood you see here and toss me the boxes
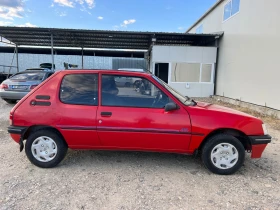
[195,101,258,119]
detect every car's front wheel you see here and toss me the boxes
[25,130,68,168]
[202,134,245,175]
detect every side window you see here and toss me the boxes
[60,74,98,106]
[101,75,173,108]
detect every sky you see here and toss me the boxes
[0,0,216,32]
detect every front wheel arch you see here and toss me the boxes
[198,128,251,152]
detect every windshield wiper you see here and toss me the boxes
[184,98,189,103]
[184,97,197,106]
[191,99,197,106]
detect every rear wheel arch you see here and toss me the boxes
[199,128,251,151]
[23,125,67,146]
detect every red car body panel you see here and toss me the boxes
[185,102,264,152]
[11,133,21,143]
[96,106,192,153]
[251,144,268,158]
[9,70,270,158]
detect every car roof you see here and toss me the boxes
[26,68,54,72]
[26,68,47,71]
[117,68,144,72]
[60,69,152,76]
[15,70,49,74]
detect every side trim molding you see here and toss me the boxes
[57,125,205,136]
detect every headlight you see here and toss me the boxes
[262,124,268,135]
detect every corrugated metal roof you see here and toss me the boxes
[0,26,223,50]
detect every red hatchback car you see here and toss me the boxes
[8,69,271,175]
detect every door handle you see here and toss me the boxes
[101,112,112,117]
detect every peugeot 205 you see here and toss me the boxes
[8,69,271,175]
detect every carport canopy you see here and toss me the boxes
[0,26,223,72]
[0,26,223,49]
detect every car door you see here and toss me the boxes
[96,73,192,153]
[56,73,100,148]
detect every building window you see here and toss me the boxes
[201,64,212,82]
[196,24,203,34]
[223,0,240,21]
[223,1,232,21]
[171,63,213,83]
[171,63,200,82]
[231,0,240,15]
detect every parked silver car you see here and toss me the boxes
[0,68,54,104]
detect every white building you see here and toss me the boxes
[150,45,217,98]
[187,0,280,110]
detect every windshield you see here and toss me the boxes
[152,75,193,105]
[10,72,46,81]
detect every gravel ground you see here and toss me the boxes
[0,98,280,210]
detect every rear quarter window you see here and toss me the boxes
[60,74,98,106]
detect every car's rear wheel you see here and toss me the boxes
[25,130,68,168]
[3,99,17,104]
[202,134,245,175]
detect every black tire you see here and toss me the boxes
[3,99,17,104]
[25,129,68,168]
[202,134,245,175]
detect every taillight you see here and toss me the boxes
[9,113,13,125]
[0,83,8,89]
[30,85,38,90]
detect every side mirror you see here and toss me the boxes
[165,102,178,112]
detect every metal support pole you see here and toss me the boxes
[213,38,219,95]
[15,44,19,72]
[82,47,84,69]
[51,33,54,70]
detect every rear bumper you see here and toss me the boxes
[8,126,27,143]
[0,90,29,100]
[8,126,27,134]
[249,135,271,158]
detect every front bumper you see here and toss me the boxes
[249,135,272,158]
[0,90,29,100]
